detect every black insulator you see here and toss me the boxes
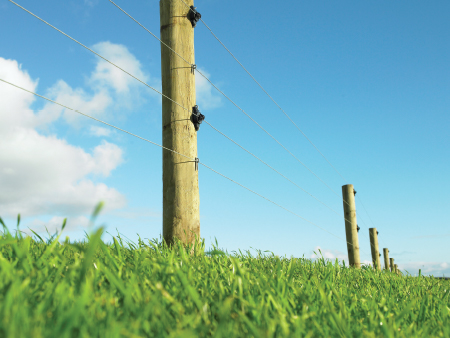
[191,105,205,131]
[357,225,360,232]
[353,189,357,196]
[188,6,201,27]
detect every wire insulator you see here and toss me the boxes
[188,6,201,27]
[191,105,205,131]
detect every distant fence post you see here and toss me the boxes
[369,228,381,271]
[383,248,390,271]
[390,258,394,273]
[342,184,361,269]
[395,264,399,275]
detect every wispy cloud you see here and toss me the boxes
[89,125,114,137]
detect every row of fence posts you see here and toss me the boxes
[342,184,401,275]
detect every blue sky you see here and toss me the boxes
[0,0,449,277]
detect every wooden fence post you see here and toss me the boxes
[160,0,200,249]
[390,258,394,273]
[383,248,390,271]
[369,228,381,271]
[342,184,361,268]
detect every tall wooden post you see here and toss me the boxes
[369,228,381,271]
[342,184,361,268]
[383,248,390,271]
[160,0,200,247]
[390,258,394,273]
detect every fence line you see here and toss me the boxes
[6,0,387,265]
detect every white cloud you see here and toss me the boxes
[40,79,112,129]
[0,43,155,234]
[89,41,149,95]
[195,67,222,110]
[89,125,113,137]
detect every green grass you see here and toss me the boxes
[0,203,449,337]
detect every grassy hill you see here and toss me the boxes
[0,204,449,337]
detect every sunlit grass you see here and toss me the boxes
[0,202,449,337]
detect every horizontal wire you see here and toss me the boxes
[205,121,352,224]
[194,68,341,197]
[178,0,348,184]
[108,0,192,66]
[357,194,388,250]
[7,0,190,115]
[0,78,194,162]
[0,77,371,260]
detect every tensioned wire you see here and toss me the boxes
[106,0,378,251]
[0,77,373,262]
[177,0,347,184]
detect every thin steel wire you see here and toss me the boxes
[0,77,371,261]
[178,0,348,185]
[108,0,192,66]
[8,0,190,115]
[0,78,194,162]
[194,67,341,197]
[205,121,351,224]
[357,194,388,250]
